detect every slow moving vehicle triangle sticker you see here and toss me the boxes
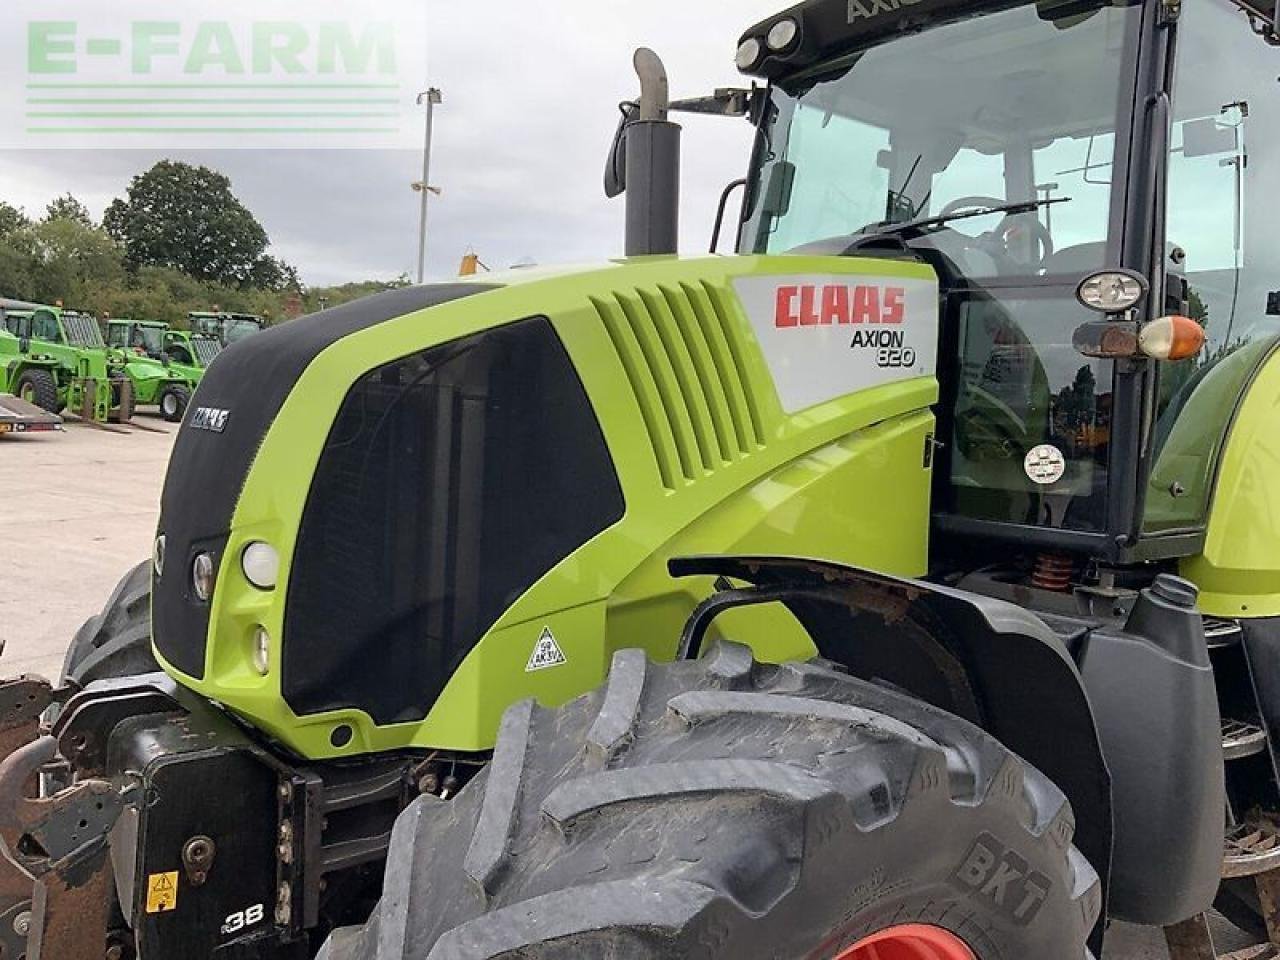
[526,627,567,672]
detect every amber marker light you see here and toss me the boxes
[1139,315,1207,361]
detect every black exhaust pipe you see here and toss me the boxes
[622,49,681,257]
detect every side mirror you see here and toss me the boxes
[604,103,638,199]
[1182,117,1238,159]
[761,161,796,219]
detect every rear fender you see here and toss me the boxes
[669,554,1112,944]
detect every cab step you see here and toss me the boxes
[1225,719,1271,761]
[1224,819,1280,879]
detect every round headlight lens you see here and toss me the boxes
[1076,270,1148,314]
[241,541,280,590]
[192,552,215,602]
[152,534,166,578]
[252,626,271,676]
[766,18,798,51]
[735,37,763,72]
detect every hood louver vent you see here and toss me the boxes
[592,280,765,491]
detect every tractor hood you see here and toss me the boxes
[152,254,940,758]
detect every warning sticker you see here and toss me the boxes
[526,627,567,672]
[1024,445,1067,485]
[146,871,179,914]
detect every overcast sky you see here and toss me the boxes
[0,2,783,286]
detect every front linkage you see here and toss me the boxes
[0,676,123,960]
[0,673,444,960]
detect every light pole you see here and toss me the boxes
[415,88,442,284]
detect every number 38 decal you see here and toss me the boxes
[221,903,265,936]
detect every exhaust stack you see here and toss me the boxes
[624,48,681,257]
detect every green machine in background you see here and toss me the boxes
[187,309,265,347]
[0,299,133,424]
[105,318,212,421]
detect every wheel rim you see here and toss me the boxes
[834,924,978,960]
[19,383,34,401]
[163,394,177,415]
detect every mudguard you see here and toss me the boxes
[669,554,1112,946]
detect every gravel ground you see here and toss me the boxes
[0,415,177,680]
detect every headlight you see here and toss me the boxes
[735,37,763,72]
[766,18,798,51]
[241,541,280,590]
[153,534,166,578]
[1076,270,1148,314]
[252,626,271,676]
[192,552,215,601]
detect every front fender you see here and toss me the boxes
[669,554,1112,945]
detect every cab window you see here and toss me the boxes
[31,311,61,343]
[1144,0,1280,534]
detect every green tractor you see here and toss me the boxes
[2,0,1279,958]
[0,299,133,424]
[188,309,265,347]
[104,319,205,422]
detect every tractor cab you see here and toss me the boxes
[107,318,168,360]
[3,304,105,351]
[734,0,1280,573]
[186,310,264,346]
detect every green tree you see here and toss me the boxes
[104,160,270,287]
[0,202,29,239]
[44,193,94,226]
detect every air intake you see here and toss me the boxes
[592,280,765,490]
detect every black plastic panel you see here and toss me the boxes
[283,317,624,726]
[153,284,495,680]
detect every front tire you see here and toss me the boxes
[157,383,190,422]
[321,643,1100,960]
[14,369,59,414]
[63,560,159,689]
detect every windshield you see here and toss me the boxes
[1144,0,1280,534]
[129,325,165,355]
[224,317,262,343]
[741,2,1140,278]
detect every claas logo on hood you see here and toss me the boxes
[774,284,906,329]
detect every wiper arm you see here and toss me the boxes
[859,196,1072,242]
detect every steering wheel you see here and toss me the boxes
[937,196,1055,269]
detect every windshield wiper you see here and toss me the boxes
[855,196,1072,243]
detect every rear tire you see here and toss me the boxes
[62,560,159,689]
[158,383,190,422]
[15,369,58,414]
[320,643,1101,960]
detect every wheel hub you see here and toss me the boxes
[835,924,978,960]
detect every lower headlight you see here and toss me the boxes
[192,552,215,601]
[252,626,271,676]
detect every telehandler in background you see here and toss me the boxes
[0,0,1278,958]
[0,299,134,425]
[104,318,209,422]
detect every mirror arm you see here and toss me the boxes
[670,88,754,118]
